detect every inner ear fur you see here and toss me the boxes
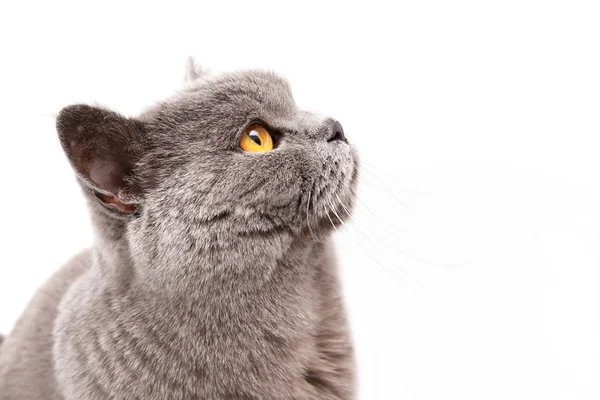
[56,104,147,213]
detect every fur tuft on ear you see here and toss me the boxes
[56,105,147,213]
[184,56,204,84]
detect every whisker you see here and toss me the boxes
[366,231,468,268]
[354,195,378,217]
[344,214,426,286]
[359,165,406,208]
[335,193,461,290]
[328,197,345,226]
[360,161,408,187]
[335,193,357,224]
[306,189,318,241]
[395,248,468,268]
[360,161,395,177]
[325,200,338,233]
[335,193,412,282]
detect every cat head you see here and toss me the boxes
[57,60,358,286]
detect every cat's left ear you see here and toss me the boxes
[56,105,147,214]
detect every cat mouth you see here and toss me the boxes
[325,164,358,229]
[306,155,359,235]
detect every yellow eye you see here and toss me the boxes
[240,124,273,152]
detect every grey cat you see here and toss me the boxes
[0,60,358,400]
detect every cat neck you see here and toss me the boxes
[90,219,326,303]
[84,190,329,304]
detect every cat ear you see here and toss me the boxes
[184,56,204,84]
[56,105,147,214]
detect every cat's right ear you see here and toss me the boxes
[184,57,204,84]
[56,105,147,214]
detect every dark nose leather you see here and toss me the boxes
[327,121,347,143]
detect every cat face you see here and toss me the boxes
[57,65,358,283]
[139,71,358,234]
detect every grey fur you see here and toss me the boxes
[0,61,358,400]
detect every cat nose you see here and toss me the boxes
[326,121,347,143]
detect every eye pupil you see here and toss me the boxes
[249,131,262,146]
[240,124,273,152]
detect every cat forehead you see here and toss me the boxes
[206,70,292,96]
[188,70,294,110]
[143,69,297,128]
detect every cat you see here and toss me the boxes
[0,59,358,400]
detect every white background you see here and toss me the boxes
[1,1,599,399]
